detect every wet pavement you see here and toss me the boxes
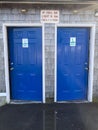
[0,103,98,130]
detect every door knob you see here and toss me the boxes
[10,67,14,71]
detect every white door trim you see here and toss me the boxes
[3,23,45,103]
[55,23,96,102]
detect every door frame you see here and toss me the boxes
[3,23,45,103]
[55,24,96,102]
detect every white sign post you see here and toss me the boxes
[41,10,59,23]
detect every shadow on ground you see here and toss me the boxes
[0,103,98,130]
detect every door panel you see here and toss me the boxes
[8,27,42,101]
[57,27,89,101]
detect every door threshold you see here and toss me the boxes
[56,100,89,103]
[10,100,42,104]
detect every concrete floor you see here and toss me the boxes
[0,103,98,130]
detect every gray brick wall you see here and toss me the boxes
[0,22,5,93]
[0,4,98,102]
[45,23,55,97]
[0,97,6,106]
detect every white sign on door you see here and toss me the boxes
[41,10,59,23]
[70,37,76,46]
[22,38,28,48]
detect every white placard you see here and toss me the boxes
[41,10,59,23]
[70,37,76,46]
[22,38,28,48]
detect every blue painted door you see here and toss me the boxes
[8,27,42,101]
[57,27,89,101]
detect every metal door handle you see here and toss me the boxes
[10,67,14,71]
[85,67,89,70]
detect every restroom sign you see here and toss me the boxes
[41,10,59,23]
[70,37,76,46]
[22,38,29,48]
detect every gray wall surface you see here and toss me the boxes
[0,4,98,101]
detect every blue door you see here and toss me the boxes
[8,27,42,101]
[57,27,89,101]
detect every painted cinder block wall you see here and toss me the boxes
[0,4,98,104]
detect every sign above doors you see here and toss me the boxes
[41,10,59,23]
